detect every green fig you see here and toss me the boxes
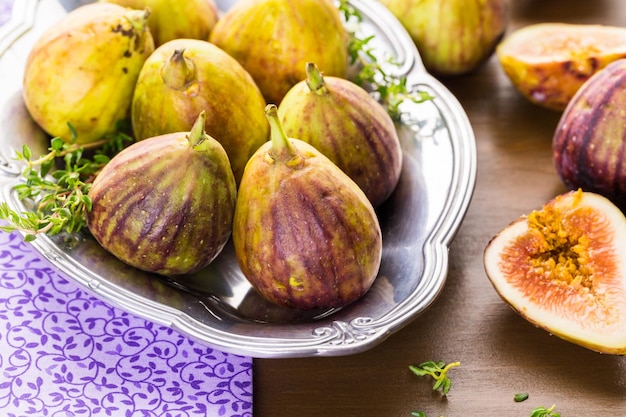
[232,104,383,310]
[101,0,219,46]
[131,39,269,183]
[209,0,348,104]
[380,0,508,76]
[278,63,403,208]
[23,3,154,144]
[87,112,237,276]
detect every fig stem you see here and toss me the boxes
[161,49,196,90]
[305,62,328,95]
[265,104,302,166]
[124,8,150,34]
[187,111,207,147]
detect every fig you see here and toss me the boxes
[87,112,237,276]
[484,190,626,354]
[101,0,219,46]
[553,59,626,211]
[497,23,626,111]
[208,0,348,104]
[232,104,382,310]
[131,39,269,183]
[22,3,154,144]
[380,0,508,76]
[278,63,403,208]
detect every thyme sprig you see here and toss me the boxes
[531,404,561,417]
[0,128,132,241]
[338,0,433,120]
[409,360,461,395]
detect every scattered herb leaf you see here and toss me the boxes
[0,126,133,240]
[530,404,561,417]
[409,360,461,395]
[515,393,530,402]
[337,0,433,121]
[411,412,426,417]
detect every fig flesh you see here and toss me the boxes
[497,23,626,111]
[380,0,508,76]
[131,39,269,183]
[484,190,626,354]
[232,105,383,310]
[208,0,348,104]
[101,0,219,46]
[278,63,403,208]
[22,3,154,144]
[87,112,237,276]
[553,59,626,211]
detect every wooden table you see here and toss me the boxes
[253,1,626,415]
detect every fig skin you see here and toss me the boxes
[553,59,626,211]
[101,0,219,46]
[233,105,383,310]
[22,3,154,144]
[209,0,348,104]
[131,39,269,183]
[484,190,626,355]
[498,23,626,111]
[278,63,403,208]
[380,0,508,76]
[87,112,237,276]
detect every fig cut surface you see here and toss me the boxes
[497,23,626,110]
[484,190,626,354]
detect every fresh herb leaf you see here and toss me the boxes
[338,0,434,121]
[515,393,530,402]
[530,404,561,417]
[0,129,133,240]
[409,360,460,395]
[411,412,426,417]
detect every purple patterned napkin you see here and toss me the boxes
[0,1,253,415]
[0,231,253,416]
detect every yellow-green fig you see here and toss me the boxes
[233,105,382,310]
[380,0,509,76]
[22,3,154,144]
[100,0,219,46]
[209,0,348,104]
[131,39,269,183]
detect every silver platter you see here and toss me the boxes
[0,0,476,358]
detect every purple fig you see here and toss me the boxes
[278,63,403,208]
[553,59,626,211]
[87,112,236,276]
[232,105,382,310]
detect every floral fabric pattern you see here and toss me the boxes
[0,2,252,416]
[0,230,253,417]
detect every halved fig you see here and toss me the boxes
[497,23,626,111]
[484,190,626,354]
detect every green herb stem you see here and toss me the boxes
[338,0,434,120]
[530,404,561,417]
[0,129,132,241]
[409,360,460,395]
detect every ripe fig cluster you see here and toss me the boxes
[20,0,406,312]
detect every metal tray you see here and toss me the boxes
[0,0,476,358]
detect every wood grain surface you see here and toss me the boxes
[253,1,626,416]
